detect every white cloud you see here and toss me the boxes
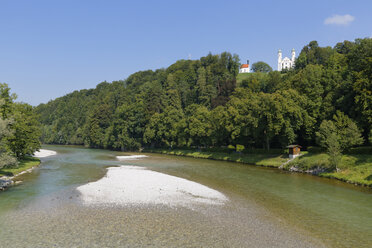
[324,14,355,26]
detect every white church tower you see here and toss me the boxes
[291,48,296,63]
[278,50,282,71]
[278,48,295,71]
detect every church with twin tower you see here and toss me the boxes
[238,48,296,73]
[278,48,295,71]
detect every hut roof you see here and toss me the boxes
[286,145,302,148]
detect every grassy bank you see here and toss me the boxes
[145,149,372,187]
[144,148,288,167]
[0,157,41,177]
[285,153,372,187]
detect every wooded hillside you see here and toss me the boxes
[36,39,372,151]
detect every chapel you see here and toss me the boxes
[239,60,250,73]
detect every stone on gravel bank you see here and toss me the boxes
[0,177,14,191]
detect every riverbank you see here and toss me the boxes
[144,148,288,167]
[285,153,372,187]
[0,149,57,191]
[144,149,372,188]
[0,157,40,190]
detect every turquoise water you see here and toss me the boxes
[0,145,371,247]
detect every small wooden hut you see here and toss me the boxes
[287,145,302,158]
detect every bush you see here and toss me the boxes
[201,147,231,153]
[307,146,323,153]
[236,144,245,153]
[242,148,285,154]
[227,145,235,151]
[286,153,331,171]
[0,153,18,169]
[346,146,372,154]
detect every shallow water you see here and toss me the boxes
[0,145,371,247]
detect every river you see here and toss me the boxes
[0,145,371,247]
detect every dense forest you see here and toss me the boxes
[36,38,371,152]
[0,84,41,169]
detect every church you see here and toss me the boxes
[278,49,295,71]
[239,49,296,73]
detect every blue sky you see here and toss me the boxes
[0,0,371,105]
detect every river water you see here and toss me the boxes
[0,146,371,247]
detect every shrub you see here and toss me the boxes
[307,146,323,153]
[346,146,372,154]
[236,144,245,153]
[228,145,235,151]
[0,153,18,169]
[201,147,231,153]
[242,148,285,154]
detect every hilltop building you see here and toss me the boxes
[239,60,250,73]
[278,49,295,71]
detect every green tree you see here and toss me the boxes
[143,107,184,148]
[347,38,372,141]
[196,67,216,107]
[251,61,273,73]
[84,104,112,148]
[0,110,17,169]
[185,105,213,147]
[210,106,230,146]
[225,89,259,147]
[295,41,334,69]
[316,112,363,170]
[0,83,16,119]
[332,111,364,151]
[7,103,41,159]
[106,102,147,151]
[240,72,268,92]
[316,120,341,170]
